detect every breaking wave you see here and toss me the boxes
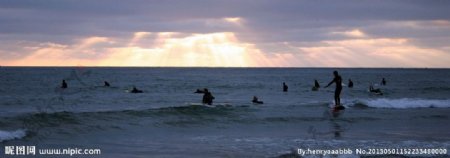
[348,98,450,109]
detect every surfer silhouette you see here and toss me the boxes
[252,96,264,104]
[202,89,215,105]
[348,79,353,88]
[314,80,320,88]
[61,80,67,89]
[381,78,386,86]
[312,79,320,91]
[131,86,143,93]
[104,81,110,87]
[283,82,288,92]
[369,83,383,95]
[324,71,343,107]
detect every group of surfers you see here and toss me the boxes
[60,71,387,109]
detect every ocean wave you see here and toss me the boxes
[0,104,241,129]
[411,86,450,92]
[0,129,27,142]
[349,98,450,109]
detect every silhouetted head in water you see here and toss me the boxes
[283,82,288,92]
[314,79,320,88]
[252,96,263,104]
[61,80,67,89]
[131,86,143,93]
[348,79,353,88]
[104,81,110,87]
[252,96,258,102]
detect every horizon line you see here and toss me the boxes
[1,65,449,69]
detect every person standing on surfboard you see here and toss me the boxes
[283,82,288,92]
[324,71,343,107]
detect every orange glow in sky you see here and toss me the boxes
[1,1,450,68]
[1,29,450,67]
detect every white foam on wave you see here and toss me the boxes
[0,129,27,142]
[351,98,450,109]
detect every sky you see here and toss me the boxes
[1,0,450,67]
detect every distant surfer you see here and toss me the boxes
[104,81,110,87]
[369,83,383,95]
[202,88,215,105]
[348,79,353,88]
[61,80,68,89]
[312,79,320,91]
[283,82,288,92]
[130,86,143,93]
[314,80,320,88]
[381,78,387,86]
[324,71,343,108]
[252,96,264,104]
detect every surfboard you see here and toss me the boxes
[188,103,215,108]
[367,89,383,95]
[329,105,345,117]
[202,103,215,108]
[252,101,264,104]
[329,103,346,111]
[125,90,143,93]
[334,105,346,110]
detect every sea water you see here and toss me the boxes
[0,67,449,157]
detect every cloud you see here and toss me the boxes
[293,38,450,67]
[2,32,283,67]
[0,0,450,67]
[331,29,367,38]
[3,30,449,68]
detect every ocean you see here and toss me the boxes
[0,67,449,157]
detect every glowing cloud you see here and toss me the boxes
[332,29,367,38]
[99,32,276,67]
[78,36,110,48]
[223,17,244,26]
[294,38,450,67]
[2,30,449,68]
[2,32,282,67]
[129,32,151,46]
[430,20,450,27]
[224,17,241,23]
